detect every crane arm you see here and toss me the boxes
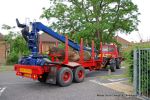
[16,19,95,55]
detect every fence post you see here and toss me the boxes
[138,49,141,96]
[133,49,138,95]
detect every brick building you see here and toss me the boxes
[0,33,7,64]
[114,35,131,49]
[39,33,59,53]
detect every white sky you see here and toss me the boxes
[119,0,150,42]
[0,0,149,42]
[0,0,49,28]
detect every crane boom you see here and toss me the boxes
[33,22,91,51]
[16,18,95,55]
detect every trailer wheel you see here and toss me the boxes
[57,67,73,87]
[110,59,116,72]
[73,66,85,83]
[116,59,121,69]
[38,73,48,83]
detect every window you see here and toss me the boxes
[102,46,115,52]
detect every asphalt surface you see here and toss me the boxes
[0,67,139,100]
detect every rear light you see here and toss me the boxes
[32,74,38,80]
[39,75,42,78]
[16,72,22,76]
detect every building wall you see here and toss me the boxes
[41,42,56,53]
[115,36,131,50]
[0,41,6,64]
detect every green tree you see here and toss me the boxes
[2,24,30,64]
[6,35,30,64]
[41,0,139,48]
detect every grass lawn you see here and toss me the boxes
[0,65,14,72]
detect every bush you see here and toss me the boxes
[7,51,19,64]
[6,35,30,64]
[123,44,150,78]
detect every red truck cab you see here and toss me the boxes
[102,44,119,58]
[101,44,122,72]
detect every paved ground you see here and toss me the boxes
[0,67,139,100]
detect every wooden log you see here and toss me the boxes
[49,47,91,61]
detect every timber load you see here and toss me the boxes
[49,47,91,61]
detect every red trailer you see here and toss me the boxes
[15,36,104,86]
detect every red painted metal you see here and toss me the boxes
[15,64,44,74]
[79,38,84,63]
[91,40,95,60]
[100,42,103,62]
[91,40,95,66]
[48,54,62,62]
[50,55,55,62]
[63,71,71,83]
[75,38,103,71]
[63,36,69,64]
[14,64,50,79]
[102,44,118,58]
[78,70,84,80]
[114,45,118,58]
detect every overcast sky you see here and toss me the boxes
[0,0,149,42]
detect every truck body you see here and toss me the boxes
[14,19,121,86]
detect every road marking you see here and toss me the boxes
[90,80,126,86]
[90,80,133,95]
[0,81,35,85]
[0,87,7,96]
[121,67,125,69]
[108,78,126,82]
[90,80,105,85]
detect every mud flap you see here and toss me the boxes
[46,67,57,84]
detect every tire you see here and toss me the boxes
[110,59,116,72]
[73,66,85,83]
[57,67,73,87]
[116,59,121,69]
[38,73,48,83]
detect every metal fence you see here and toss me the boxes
[134,49,150,100]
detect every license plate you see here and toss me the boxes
[24,73,31,78]
[20,68,32,74]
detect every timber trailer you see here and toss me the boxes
[14,19,119,87]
